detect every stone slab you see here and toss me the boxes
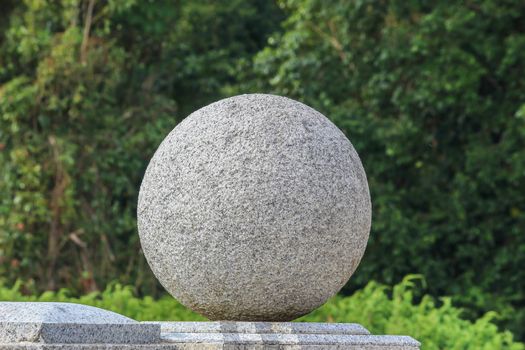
[0,304,419,349]
[161,332,419,348]
[155,322,419,349]
[0,302,160,344]
[1,320,419,349]
[0,336,419,350]
[150,321,370,335]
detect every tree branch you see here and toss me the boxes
[80,0,95,64]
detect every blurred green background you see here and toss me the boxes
[0,0,524,348]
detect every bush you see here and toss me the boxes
[0,0,283,295]
[244,0,525,338]
[298,276,523,350]
[1,0,524,342]
[1,276,522,350]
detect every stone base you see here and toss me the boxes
[0,303,420,349]
[1,321,420,349]
[154,321,419,349]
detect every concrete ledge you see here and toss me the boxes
[150,321,370,335]
[156,322,419,349]
[0,302,160,344]
[0,303,420,349]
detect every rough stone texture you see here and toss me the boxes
[154,322,419,348]
[162,333,419,348]
[0,302,160,344]
[0,343,418,350]
[150,321,370,335]
[138,94,372,321]
[1,320,420,349]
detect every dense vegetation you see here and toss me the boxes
[1,0,524,342]
[1,277,522,350]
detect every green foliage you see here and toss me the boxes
[1,0,524,342]
[300,276,523,350]
[243,0,525,338]
[0,0,282,295]
[0,280,205,322]
[0,0,177,294]
[1,277,523,350]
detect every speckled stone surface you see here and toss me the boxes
[150,321,370,335]
[1,320,420,349]
[161,333,419,348]
[137,94,372,321]
[0,344,418,350]
[155,322,418,348]
[0,302,160,344]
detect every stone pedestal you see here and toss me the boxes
[0,302,419,350]
[154,321,420,349]
[1,95,421,350]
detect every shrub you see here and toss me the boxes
[245,0,525,338]
[298,276,523,350]
[1,276,522,350]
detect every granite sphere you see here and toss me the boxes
[137,94,371,321]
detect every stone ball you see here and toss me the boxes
[137,94,371,321]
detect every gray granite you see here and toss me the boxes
[1,320,420,349]
[149,321,370,335]
[138,94,372,321]
[0,345,418,350]
[156,322,418,348]
[0,302,160,344]
[0,302,136,324]
[161,333,419,348]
